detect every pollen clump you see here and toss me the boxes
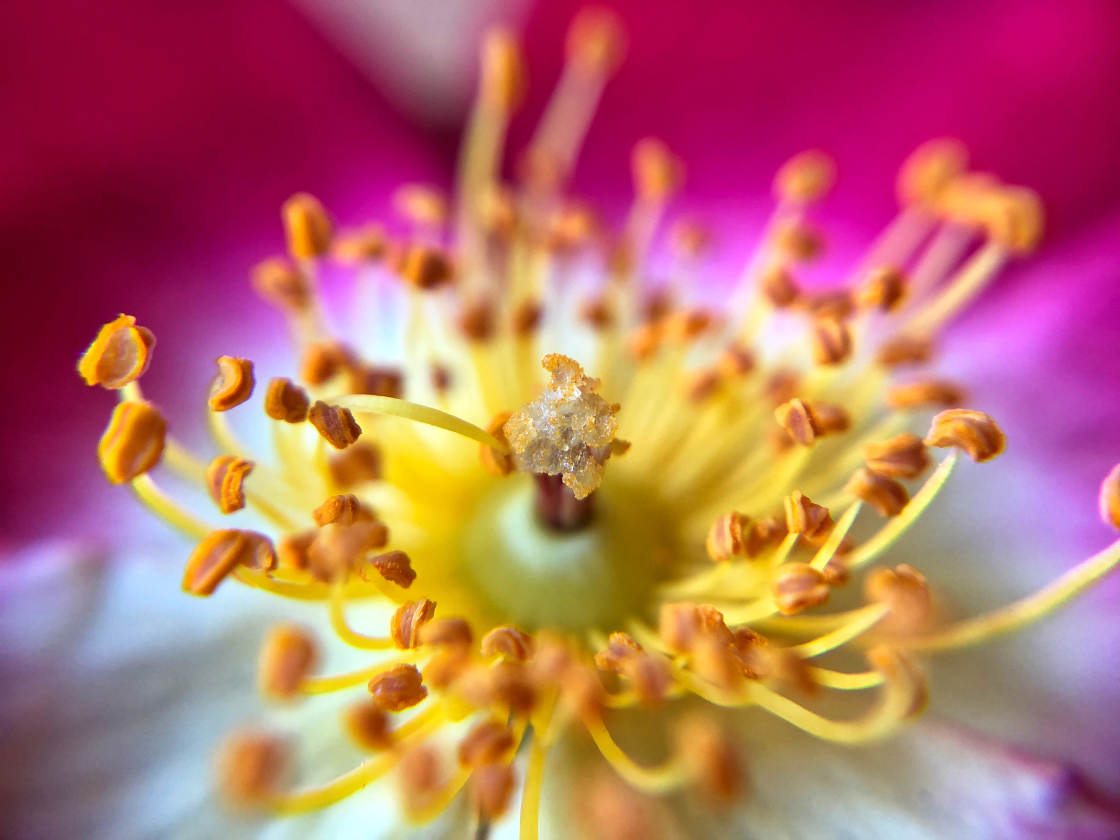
[392,599,437,649]
[206,455,254,514]
[183,529,276,596]
[503,354,619,499]
[78,314,156,389]
[369,664,428,711]
[308,400,362,449]
[263,377,310,423]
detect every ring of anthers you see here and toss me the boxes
[80,9,1120,839]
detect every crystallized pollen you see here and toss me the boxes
[79,9,1120,840]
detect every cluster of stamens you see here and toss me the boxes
[79,9,1120,839]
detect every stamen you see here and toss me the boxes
[182,529,276,596]
[258,623,319,701]
[209,356,255,412]
[78,314,155,389]
[206,455,253,514]
[282,193,333,259]
[368,663,428,711]
[925,409,1005,462]
[264,377,310,423]
[98,400,166,483]
[391,599,437,649]
[308,400,362,449]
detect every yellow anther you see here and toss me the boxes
[282,192,332,259]
[182,529,276,596]
[308,400,362,449]
[78,314,155,389]
[368,664,427,712]
[774,149,835,205]
[925,409,1005,462]
[209,356,254,412]
[391,599,437,650]
[206,455,253,514]
[263,377,310,423]
[772,563,831,615]
[97,400,166,483]
[258,623,318,701]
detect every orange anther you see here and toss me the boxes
[420,617,473,649]
[307,520,389,582]
[263,377,309,423]
[258,623,318,701]
[397,243,454,290]
[332,224,388,265]
[250,257,310,311]
[784,491,832,539]
[876,335,934,367]
[391,599,437,649]
[631,138,683,202]
[470,763,516,820]
[209,356,255,412]
[1101,464,1120,531]
[865,564,933,634]
[480,27,525,111]
[368,664,427,712]
[312,493,372,527]
[864,433,931,479]
[182,529,276,596]
[78,314,156,389]
[329,442,383,487]
[393,184,449,228]
[480,625,535,661]
[308,400,362,449]
[206,455,254,514]
[846,467,909,517]
[774,398,821,447]
[774,149,835,205]
[886,380,965,410]
[772,563,830,615]
[97,400,166,483]
[282,192,332,259]
[706,511,750,563]
[856,266,907,311]
[925,409,1005,462]
[811,317,853,366]
[566,6,626,76]
[897,138,968,208]
[342,701,392,751]
[299,341,351,386]
[675,715,743,804]
[458,720,515,769]
[365,550,416,589]
[215,730,289,810]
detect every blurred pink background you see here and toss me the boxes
[3,0,1119,546]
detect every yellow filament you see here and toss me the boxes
[300,650,425,695]
[333,394,508,452]
[807,666,885,691]
[270,752,399,816]
[791,604,889,658]
[906,242,1007,336]
[329,584,395,650]
[130,474,212,539]
[900,537,1120,652]
[809,501,863,571]
[583,715,690,793]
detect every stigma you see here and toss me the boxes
[79,8,1120,838]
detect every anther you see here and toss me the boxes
[772,218,825,262]
[1100,464,1120,531]
[332,224,388,265]
[566,6,626,76]
[479,411,514,477]
[300,341,351,386]
[459,300,496,342]
[706,511,750,563]
[810,318,853,366]
[329,443,383,487]
[774,149,835,206]
[580,296,613,329]
[397,244,454,291]
[276,531,314,572]
[307,521,389,582]
[628,322,663,361]
[365,550,416,589]
[481,27,525,111]
[811,402,850,434]
[684,369,721,402]
[97,400,166,483]
[282,192,332,259]
[864,433,931,479]
[864,564,932,634]
[489,661,538,714]
[659,602,732,654]
[548,203,599,253]
[925,409,1005,462]
[594,632,643,672]
[774,398,821,447]
[308,401,362,449]
[215,730,289,810]
[206,455,254,514]
[856,266,907,311]
[886,380,965,410]
[264,377,310,423]
[631,138,682,202]
[250,257,310,311]
[764,370,800,406]
[342,701,392,751]
[876,335,934,367]
[368,664,428,712]
[846,467,909,517]
[897,138,968,208]
[391,599,437,649]
[760,265,799,308]
[78,314,156,389]
[982,186,1044,254]
[512,299,543,336]
[675,715,742,804]
[346,364,404,398]
[209,356,255,412]
[312,493,372,527]
[258,623,318,701]
[745,515,786,557]
[772,563,831,615]
[182,529,276,596]
[419,617,473,649]
[399,745,444,816]
[670,218,711,258]
[471,764,516,821]
[458,720,515,769]
[392,184,448,229]
[801,290,854,321]
[784,491,833,539]
[717,342,755,379]
[480,625,535,662]
[620,652,672,707]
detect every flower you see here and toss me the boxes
[10,5,1120,839]
[4,6,1115,840]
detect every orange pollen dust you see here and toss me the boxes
[74,10,1120,839]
